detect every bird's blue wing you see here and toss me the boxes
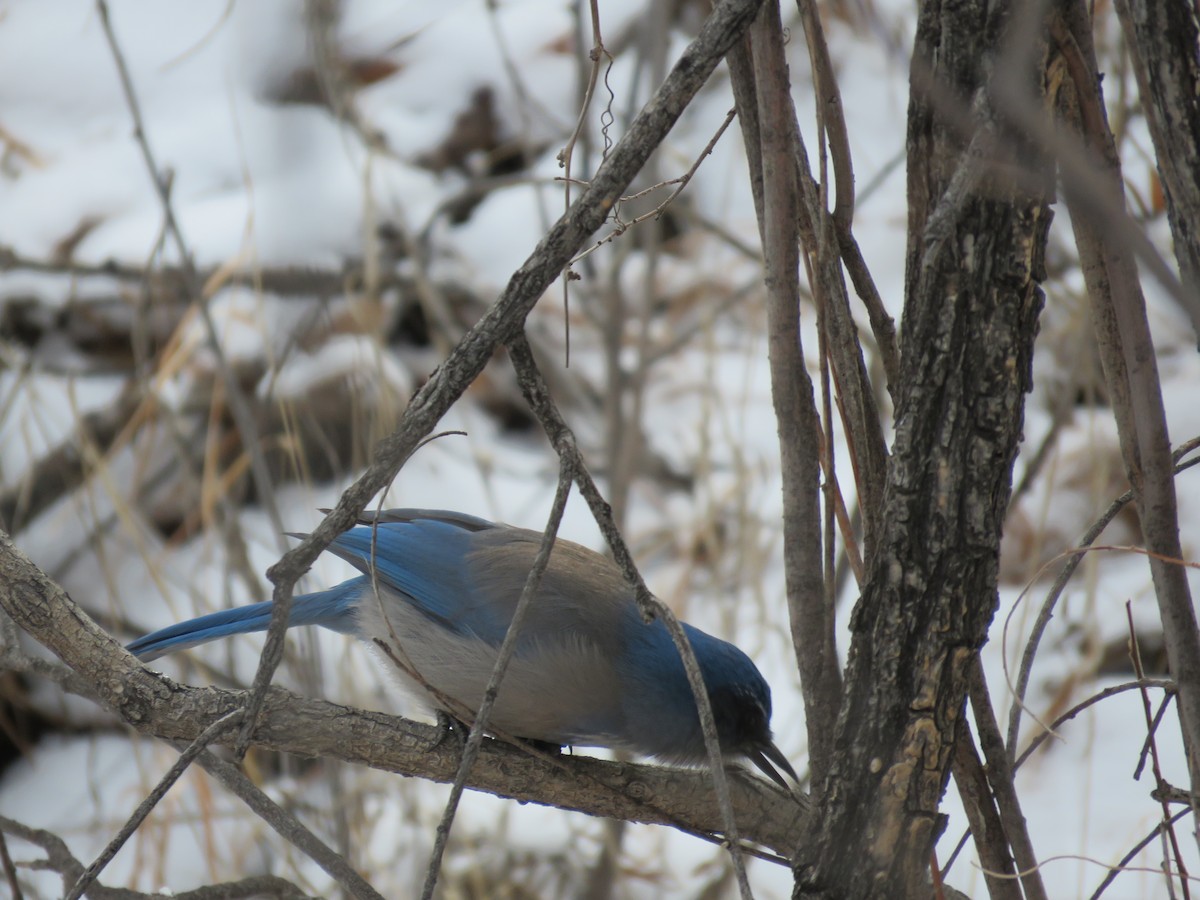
[355,508,493,532]
[324,514,510,643]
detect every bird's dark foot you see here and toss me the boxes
[432,710,470,752]
[519,738,565,756]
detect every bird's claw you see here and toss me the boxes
[432,710,470,752]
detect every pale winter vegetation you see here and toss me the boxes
[1,1,1200,898]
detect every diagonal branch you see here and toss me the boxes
[0,526,810,861]
[238,0,769,753]
[1049,1,1200,818]
[1111,0,1200,341]
[504,334,754,897]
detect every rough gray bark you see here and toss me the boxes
[796,1,1051,895]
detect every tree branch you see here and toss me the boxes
[799,1,1052,893]
[239,0,769,753]
[0,526,810,861]
[729,0,837,787]
[1111,0,1200,342]
[1050,0,1200,818]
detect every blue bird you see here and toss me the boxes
[127,509,797,788]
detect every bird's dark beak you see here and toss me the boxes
[746,739,799,791]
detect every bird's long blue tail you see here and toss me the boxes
[126,576,366,662]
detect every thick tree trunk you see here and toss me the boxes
[797,3,1052,896]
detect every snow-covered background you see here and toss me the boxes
[1,1,1198,897]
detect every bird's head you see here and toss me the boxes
[683,625,798,790]
[708,679,798,790]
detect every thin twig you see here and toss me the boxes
[1089,808,1194,900]
[196,749,386,900]
[506,334,753,897]
[809,243,842,759]
[557,0,613,364]
[557,0,612,178]
[2,816,314,897]
[980,852,1200,887]
[0,827,23,900]
[1013,678,1176,771]
[1126,601,1191,898]
[967,659,1050,900]
[236,0,768,755]
[2,813,317,898]
[419,464,574,900]
[1,816,314,897]
[568,107,738,265]
[1135,692,1176,781]
[64,709,246,900]
[1005,436,1200,758]
[939,676,1178,881]
[0,818,85,895]
[794,0,899,398]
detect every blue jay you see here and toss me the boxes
[128,509,797,788]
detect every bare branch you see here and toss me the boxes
[729,0,838,788]
[1049,2,1200,816]
[800,0,1052,891]
[1005,436,1200,759]
[1112,0,1200,341]
[1125,602,1192,897]
[240,0,770,754]
[503,335,755,895]
[419,465,574,899]
[64,709,248,900]
[949,718,1023,900]
[0,815,316,899]
[966,660,1048,900]
[0,526,811,861]
[194,750,386,900]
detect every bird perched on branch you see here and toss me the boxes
[128,508,797,788]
